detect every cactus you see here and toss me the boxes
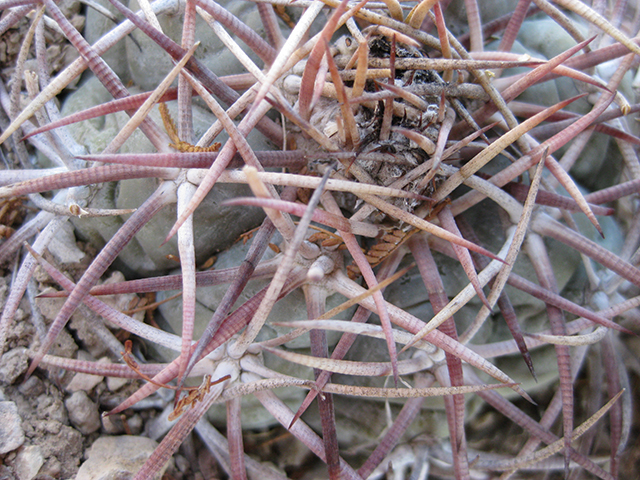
[0,0,639,478]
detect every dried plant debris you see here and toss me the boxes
[1,0,640,479]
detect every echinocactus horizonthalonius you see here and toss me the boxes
[0,0,639,478]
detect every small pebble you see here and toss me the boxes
[18,377,45,397]
[46,221,85,264]
[0,347,28,384]
[0,401,26,454]
[65,352,106,393]
[65,370,104,393]
[13,445,44,480]
[64,391,101,435]
[174,454,190,474]
[75,436,169,480]
[39,456,62,479]
[126,414,143,435]
[105,369,128,392]
[100,415,123,435]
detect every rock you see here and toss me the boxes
[0,347,28,384]
[75,436,169,480]
[46,221,86,264]
[65,371,104,393]
[100,415,122,435]
[126,414,143,435]
[64,391,101,435]
[147,405,176,442]
[13,446,44,480]
[65,353,105,393]
[50,329,80,363]
[38,459,61,479]
[105,374,128,392]
[18,377,45,397]
[0,401,25,454]
[34,291,65,322]
[173,455,189,475]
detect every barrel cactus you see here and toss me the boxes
[0,0,638,478]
